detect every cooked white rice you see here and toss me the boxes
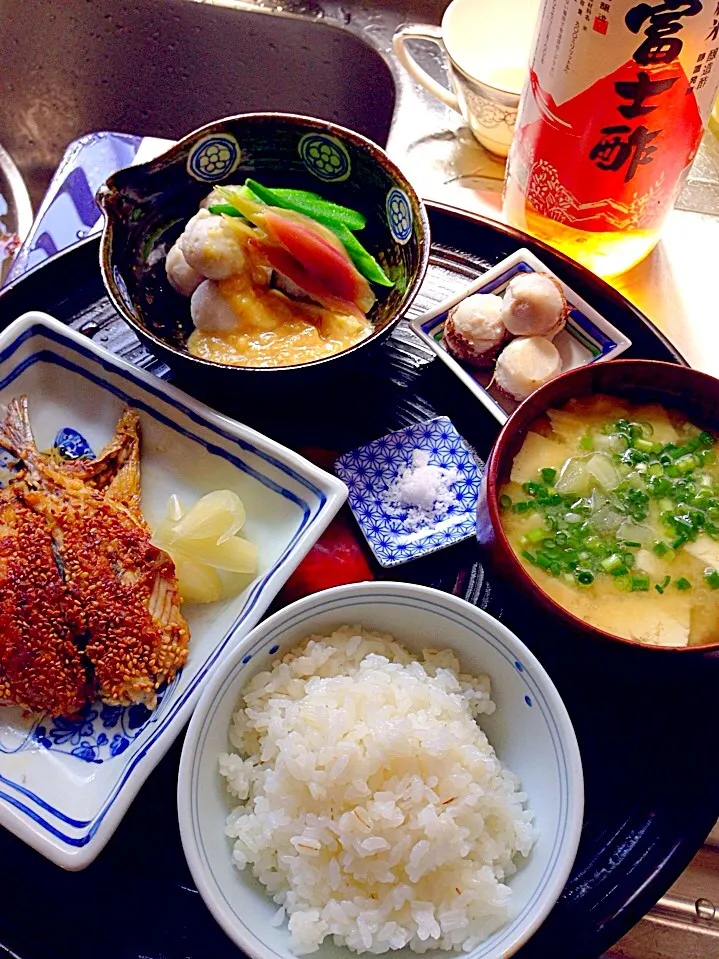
[219,625,534,955]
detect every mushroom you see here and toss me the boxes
[443,293,506,368]
[494,336,563,400]
[500,272,567,339]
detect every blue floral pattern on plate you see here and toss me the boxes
[386,187,413,244]
[335,416,481,568]
[187,134,242,181]
[53,426,94,460]
[33,684,173,764]
[298,133,351,181]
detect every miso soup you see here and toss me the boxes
[500,395,719,647]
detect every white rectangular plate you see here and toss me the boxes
[410,248,632,425]
[0,312,347,869]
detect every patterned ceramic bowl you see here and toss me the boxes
[178,581,584,959]
[96,113,429,389]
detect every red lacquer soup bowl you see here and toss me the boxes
[476,359,719,661]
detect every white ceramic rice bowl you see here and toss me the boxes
[178,581,584,959]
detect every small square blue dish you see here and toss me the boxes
[335,416,481,568]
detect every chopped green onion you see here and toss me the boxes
[601,553,624,573]
[675,577,692,590]
[521,550,537,564]
[675,453,699,473]
[541,467,557,485]
[699,431,715,447]
[499,494,512,509]
[630,574,650,591]
[704,568,719,589]
[580,436,594,450]
[634,438,655,454]
[526,527,546,544]
[614,575,631,592]
[575,569,594,585]
[653,540,672,558]
[622,540,642,548]
[655,575,671,594]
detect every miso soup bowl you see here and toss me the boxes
[477,359,719,660]
[97,112,429,394]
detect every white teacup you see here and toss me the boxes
[393,0,540,157]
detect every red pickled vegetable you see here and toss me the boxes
[260,208,375,314]
[278,511,375,605]
[257,242,367,320]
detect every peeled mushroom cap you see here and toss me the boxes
[165,241,203,297]
[444,293,505,367]
[494,336,563,400]
[180,208,246,280]
[190,280,240,333]
[500,273,567,338]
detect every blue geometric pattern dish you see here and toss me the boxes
[0,311,346,869]
[410,248,632,426]
[335,416,481,568]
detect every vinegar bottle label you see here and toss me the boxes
[508,0,719,235]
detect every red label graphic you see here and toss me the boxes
[515,59,703,231]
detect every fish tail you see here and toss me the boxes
[107,456,141,508]
[0,396,38,463]
[104,411,142,507]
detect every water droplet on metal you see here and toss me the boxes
[78,320,100,337]
[695,898,716,921]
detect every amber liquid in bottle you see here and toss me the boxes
[504,0,719,278]
[503,170,665,277]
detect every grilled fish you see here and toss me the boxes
[0,397,190,712]
[0,488,89,716]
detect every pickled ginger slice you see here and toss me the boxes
[169,489,246,544]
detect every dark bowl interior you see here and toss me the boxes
[97,112,429,383]
[478,359,719,658]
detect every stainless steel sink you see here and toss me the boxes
[0,0,402,209]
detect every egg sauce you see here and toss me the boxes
[500,395,719,648]
[187,272,373,368]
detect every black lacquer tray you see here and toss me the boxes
[0,202,717,959]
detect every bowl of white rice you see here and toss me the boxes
[178,581,583,959]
